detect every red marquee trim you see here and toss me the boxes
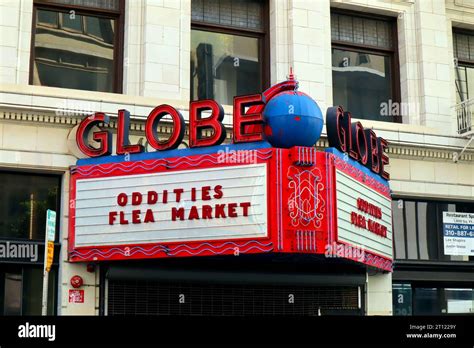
[331,154,391,198]
[69,146,393,271]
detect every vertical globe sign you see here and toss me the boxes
[42,209,56,316]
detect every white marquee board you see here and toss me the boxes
[74,164,268,247]
[335,170,393,259]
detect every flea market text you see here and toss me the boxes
[108,185,251,225]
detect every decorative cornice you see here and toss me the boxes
[0,108,473,162]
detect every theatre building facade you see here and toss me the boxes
[0,0,473,316]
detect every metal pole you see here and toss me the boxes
[42,215,49,316]
[29,193,34,240]
[41,269,49,316]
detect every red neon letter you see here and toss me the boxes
[351,122,368,165]
[233,94,264,143]
[378,138,390,180]
[116,109,144,155]
[145,105,185,151]
[365,129,380,174]
[189,99,226,148]
[76,112,112,157]
[344,114,358,161]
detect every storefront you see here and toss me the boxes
[392,199,474,315]
[1,0,473,319]
[67,78,394,316]
[0,171,61,315]
[103,256,366,316]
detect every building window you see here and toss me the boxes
[393,284,474,315]
[392,198,474,262]
[191,0,268,105]
[0,266,57,315]
[0,172,61,241]
[30,0,124,93]
[392,283,412,316]
[331,11,399,122]
[453,30,474,103]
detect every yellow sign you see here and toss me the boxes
[45,209,56,273]
[46,241,54,272]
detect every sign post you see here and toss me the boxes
[42,209,56,316]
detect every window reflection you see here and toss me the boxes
[414,288,440,315]
[37,10,57,26]
[392,283,412,316]
[405,201,418,259]
[455,65,474,103]
[191,29,261,105]
[4,273,22,315]
[392,198,474,262]
[0,172,60,241]
[394,285,474,315]
[454,31,474,103]
[62,12,82,31]
[445,288,474,314]
[414,288,474,315]
[22,268,56,315]
[332,48,392,121]
[0,268,57,315]
[33,9,115,92]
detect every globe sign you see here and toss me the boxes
[262,90,324,149]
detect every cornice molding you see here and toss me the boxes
[0,108,473,163]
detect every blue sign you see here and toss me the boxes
[46,209,56,242]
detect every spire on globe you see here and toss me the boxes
[261,69,324,149]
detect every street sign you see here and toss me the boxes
[45,210,56,272]
[42,209,56,315]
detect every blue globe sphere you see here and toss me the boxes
[262,91,323,148]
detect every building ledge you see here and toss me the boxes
[0,87,473,162]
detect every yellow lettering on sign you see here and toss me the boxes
[46,241,54,272]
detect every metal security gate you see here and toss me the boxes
[106,279,363,316]
[103,260,366,316]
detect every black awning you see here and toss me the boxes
[106,265,366,286]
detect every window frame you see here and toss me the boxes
[453,28,474,66]
[0,170,62,243]
[190,0,270,104]
[453,29,474,102]
[29,0,125,93]
[331,9,401,123]
[392,196,474,263]
[0,264,59,315]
